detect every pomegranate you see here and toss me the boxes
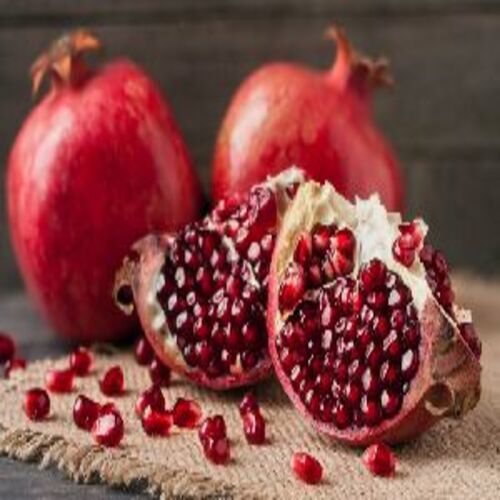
[24,388,50,421]
[212,26,403,212]
[115,168,305,389]
[291,452,323,485]
[7,30,202,342]
[362,442,397,477]
[267,180,481,446]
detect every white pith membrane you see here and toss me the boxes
[270,180,481,442]
[139,168,306,387]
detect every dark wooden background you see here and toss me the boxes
[1,0,500,294]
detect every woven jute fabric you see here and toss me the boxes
[0,275,499,499]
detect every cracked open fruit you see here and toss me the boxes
[115,168,305,390]
[267,180,481,446]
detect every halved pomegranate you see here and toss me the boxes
[115,168,305,389]
[268,180,481,446]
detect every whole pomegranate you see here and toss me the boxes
[212,27,403,211]
[7,30,202,342]
[267,180,481,446]
[115,168,305,389]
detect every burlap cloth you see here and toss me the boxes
[0,275,499,499]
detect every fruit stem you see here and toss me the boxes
[30,29,101,96]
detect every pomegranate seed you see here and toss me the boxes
[73,395,100,431]
[334,227,355,255]
[243,410,266,444]
[239,392,259,416]
[201,435,231,465]
[149,357,171,386]
[294,234,312,265]
[199,415,227,442]
[360,259,386,292]
[392,239,415,267]
[99,365,124,396]
[92,406,124,447]
[0,332,15,363]
[362,442,397,477]
[24,388,50,421]
[141,406,173,436]
[4,358,26,378]
[69,346,93,376]
[279,262,305,310]
[134,336,154,365]
[291,452,323,485]
[173,398,202,428]
[45,368,74,393]
[312,224,331,254]
[135,385,166,417]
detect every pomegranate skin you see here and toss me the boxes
[7,35,202,342]
[213,27,403,212]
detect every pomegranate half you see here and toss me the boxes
[7,30,202,342]
[267,180,481,445]
[115,168,305,389]
[212,26,403,211]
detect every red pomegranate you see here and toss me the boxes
[267,180,481,445]
[212,26,403,212]
[7,30,202,342]
[115,168,305,389]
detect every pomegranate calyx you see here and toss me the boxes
[31,29,101,96]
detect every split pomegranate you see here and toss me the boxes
[291,452,323,485]
[141,406,173,436]
[69,347,93,376]
[199,415,230,465]
[7,30,202,343]
[0,332,15,363]
[24,388,50,421]
[135,385,166,417]
[135,336,154,366]
[268,180,481,446]
[92,406,124,447]
[5,358,26,378]
[115,168,305,389]
[73,394,100,431]
[172,398,202,428]
[99,365,124,396]
[242,410,266,444]
[45,368,74,393]
[362,442,397,477]
[212,26,403,212]
[149,357,171,387]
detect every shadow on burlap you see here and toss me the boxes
[0,275,499,499]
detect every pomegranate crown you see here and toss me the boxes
[30,29,101,96]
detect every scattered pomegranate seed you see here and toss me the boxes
[24,388,50,421]
[69,346,93,376]
[149,357,171,387]
[199,415,227,442]
[243,411,266,444]
[134,336,154,365]
[92,406,124,447]
[45,367,74,393]
[291,452,323,485]
[173,398,202,428]
[239,392,259,416]
[279,262,306,310]
[202,436,230,465]
[141,406,173,436]
[0,332,15,363]
[135,385,166,417]
[362,442,397,477]
[73,394,100,431]
[99,365,124,396]
[4,358,26,378]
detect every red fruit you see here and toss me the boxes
[24,388,50,421]
[199,415,227,443]
[99,365,124,396]
[141,406,173,436]
[362,442,397,477]
[135,385,166,417]
[239,392,259,416]
[73,394,100,431]
[149,357,171,387]
[172,398,202,428]
[200,435,230,465]
[45,368,74,393]
[291,452,323,485]
[7,30,202,343]
[243,411,266,444]
[267,180,481,446]
[0,332,15,363]
[92,406,124,447]
[135,336,154,366]
[69,346,93,376]
[115,168,305,389]
[213,26,403,212]
[5,358,26,378]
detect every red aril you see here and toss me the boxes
[92,406,124,447]
[5,358,26,378]
[291,452,323,485]
[45,368,74,393]
[24,388,50,421]
[73,394,100,431]
[212,27,403,212]
[115,169,305,390]
[7,30,202,343]
[99,365,124,396]
[135,385,166,417]
[198,415,230,465]
[242,411,266,444]
[268,180,481,446]
[141,406,173,436]
[135,336,154,366]
[362,442,397,477]
[149,357,171,387]
[239,392,259,416]
[172,398,202,428]
[199,415,227,443]
[0,333,15,363]
[69,346,93,376]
